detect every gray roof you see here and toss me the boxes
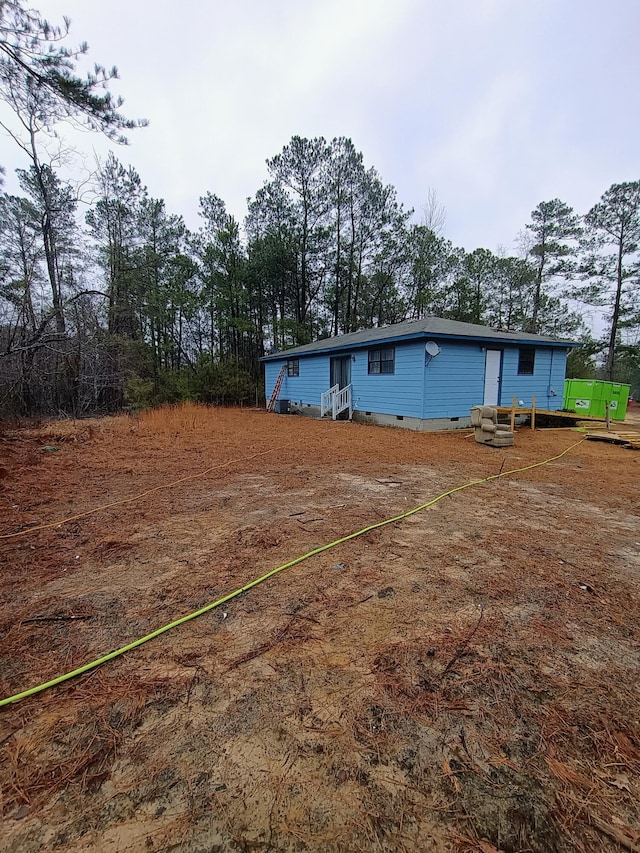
[261,316,579,360]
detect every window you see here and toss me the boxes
[287,359,299,377]
[518,347,535,375]
[368,347,395,375]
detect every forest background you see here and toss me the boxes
[1,2,639,416]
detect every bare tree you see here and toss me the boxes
[422,187,446,236]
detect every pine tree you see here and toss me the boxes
[580,181,640,379]
[524,199,582,333]
[0,1,144,143]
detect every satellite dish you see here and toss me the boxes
[425,341,440,357]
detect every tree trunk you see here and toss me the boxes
[604,229,625,381]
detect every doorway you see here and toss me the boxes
[329,356,351,420]
[330,356,351,390]
[483,349,502,406]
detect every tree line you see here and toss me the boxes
[1,3,639,416]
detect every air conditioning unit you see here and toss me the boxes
[274,399,291,414]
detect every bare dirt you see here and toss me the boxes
[1,403,639,853]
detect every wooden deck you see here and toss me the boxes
[495,395,627,432]
[495,406,609,423]
[493,397,640,448]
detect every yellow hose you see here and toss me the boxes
[0,438,585,708]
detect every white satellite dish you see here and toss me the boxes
[425,341,440,357]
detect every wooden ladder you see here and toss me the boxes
[267,364,287,412]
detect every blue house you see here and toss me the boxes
[262,317,580,430]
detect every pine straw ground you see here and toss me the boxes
[0,403,639,853]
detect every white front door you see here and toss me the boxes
[483,349,502,405]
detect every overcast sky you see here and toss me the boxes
[1,0,639,255]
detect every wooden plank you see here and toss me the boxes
[511,396,516,432]
[585,431,637,447]
[586,429,640,438]
[495,407,608,422]
[531,395,536,431]
[537,427,581,431]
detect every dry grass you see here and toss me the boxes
[1,403,639,852]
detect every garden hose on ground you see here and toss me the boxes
[0,438,585,708]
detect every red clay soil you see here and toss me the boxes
[1,404,639,853]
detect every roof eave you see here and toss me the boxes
[260,331,580,361]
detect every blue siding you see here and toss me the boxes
[265,340,569,419]
[265,355,330,404]
[266,344,426,417]
[500,347,567,410]
[264,360,281,400]
[351,342,425,418]
[422,341,486,417]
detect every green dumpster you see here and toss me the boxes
[563,379,630,420]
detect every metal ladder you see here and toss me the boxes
[266,364,287,412]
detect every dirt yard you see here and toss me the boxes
[1,403,639,853]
